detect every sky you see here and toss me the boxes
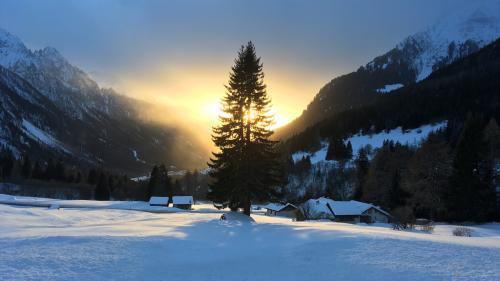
[0,0,471,134]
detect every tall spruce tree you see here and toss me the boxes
[446,115,496,221]
[208,42,283,215]
[353,147,370,200]
[95,173,110,201]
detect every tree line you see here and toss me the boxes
[284,115,500,222]
[0,149,146,201]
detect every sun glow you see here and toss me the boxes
[201,100,290,130]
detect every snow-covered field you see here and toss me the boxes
[1,196,499,281]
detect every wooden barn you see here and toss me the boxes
[264,203,299,218]
[172,196,194,210]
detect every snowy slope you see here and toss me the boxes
[0,202,499,281]
[292,121,447,164]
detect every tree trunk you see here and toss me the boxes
[243,201,251,216]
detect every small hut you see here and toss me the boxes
[172,196,194,210]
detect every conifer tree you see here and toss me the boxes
[32,161,44,180]
[87,169,98,185]
[21,156,32,179]
[95,173,110,201]
[353,147,369,200]
[147,164,172,198]
[208,42,283,215]
[446,115,496,221]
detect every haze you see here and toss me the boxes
[0,0,471,137]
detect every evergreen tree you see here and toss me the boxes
[87,169,98,185]
[75,172,82,183]
[446,115,496,221]
[21,156,32,179]
[402,133,452,220]
[326,138,352,161]
[55,159,65,181]
[363,141,413,210]
[0,147,15,179]
[147,164,172,198]
[208,42,283,215]
[95,173,110,201]
[32,161,44,180]
[44,158,56,180]
[353,147,370,200]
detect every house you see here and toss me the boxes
[149,196,170,207]
[172,196,194,209]
[303,198,390,223]
[263,203,299,218]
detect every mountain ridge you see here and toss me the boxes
[276,3,500,139]
[0,28,208,175]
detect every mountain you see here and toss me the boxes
[276,2,500,139]
[283,36,500,201]
[0,28,207,175]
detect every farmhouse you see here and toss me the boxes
[263,203,299,218]
[149,196,170,207]
[172,196,193,209]
[304,198,390,223]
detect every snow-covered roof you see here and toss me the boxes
[149,196,169,205]
[172,196,193,205]
[305,198,389,218]
[263,203,297,212]
[263,203,285,211]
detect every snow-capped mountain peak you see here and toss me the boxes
[385,2,500,82]
[0,28,32,68]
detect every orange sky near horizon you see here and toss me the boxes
[113,61,327,135]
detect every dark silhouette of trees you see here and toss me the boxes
[445,115,497,222]
[147,164,172,198]
[353,147,370,200]
[362,141,413,210]
[95,173,110,201]
[402,133,452,220]
[21,156,32,179]
[326,139,352,161]
[208,42,284,215]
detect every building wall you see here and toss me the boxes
[174,204,192,210]
[363,208,389,223]
[277,210,297,218]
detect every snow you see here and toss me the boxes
[348,121,447,156]
[0,194,182,213]
[406,2,500,81]
[292,141,330,164]
[262,202,286,211]
[131,149,146,163]
[376,83,404,93]
[262,203,296,212]
[21,119,71,153]
[21,119,56,146]
[304,197,389,219]
[0,196,499,281]
[292,121,447,164]
[172,196,193,205]
[148,196,169,206]
[168,170,187,177]
[131,175,150,182]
